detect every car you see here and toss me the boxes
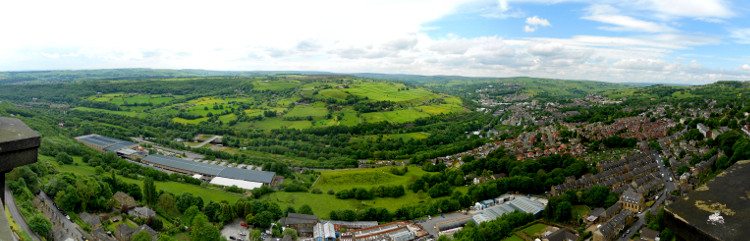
[241,222,247,227]
[65,215,71,220]
[441,214,445,218]
[240,232,247,236]
[230,236,236,240]
[428,215,432,220]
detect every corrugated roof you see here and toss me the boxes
[143,154,274,183]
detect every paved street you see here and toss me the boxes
[616,153,675,241]
[5,185,41,241]
[35,191,89,241]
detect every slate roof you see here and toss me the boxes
[282,213,318,225]
[143,154,274,183]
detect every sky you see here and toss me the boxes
[1,0,750,84]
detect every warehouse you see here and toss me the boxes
[472,196,546,224]
[76,134,137,153]
[142,154,275,189]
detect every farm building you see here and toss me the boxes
[75,134,137,152]
[142,154,275,189]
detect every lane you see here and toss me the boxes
[5,185,41,241]
[616,153,675,241]
[36,191,89,241]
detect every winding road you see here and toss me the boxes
[5,184,41,241]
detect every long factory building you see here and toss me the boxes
[76,134,275,190]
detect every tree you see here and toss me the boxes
[56,152,74,164]
[283,228,298,241]
[76,178,100,211]
[555,201,572,222]
[191,214,221,241]
[157,234,176,241]
[660,228,675,241]
[247,230,263,241]
[132,230,153,241]
[676,166,690,176]
[245,213,254,225]
[158,193,179,216]
[298,204,313,215]
[254,211,275,228]
[182,206,201,225]
[143,177,158,206]
[28,214,52,238]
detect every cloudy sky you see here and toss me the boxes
[2,0,750,84]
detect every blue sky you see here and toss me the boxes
[1,0,749,84]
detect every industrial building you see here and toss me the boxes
[142,154,275,189]
[472,196,546,224]
[76,134,137,152]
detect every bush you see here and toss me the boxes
[310,188,322,194]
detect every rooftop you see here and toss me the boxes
[143,154,274,183]
[665,160,750,241]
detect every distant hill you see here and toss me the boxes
[0,69,337,84]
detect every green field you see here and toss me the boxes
[318,89,351,100]
[502,235,525,241]
[43,155,243,204]
[72,107,141,117]
[521,223,549,236]
[572,205,591,219]
[361,108,431,123]
[313,166,427,192]
[359,132,430,141]
[252,118,313,130]
[253,80,300,90]
[262,166,467,219]
[345,82,437,103]
[285,103,329,118]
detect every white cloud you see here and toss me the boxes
[526,16,551,26]
[730,29,750,44]
[583,4,675,32]
[524,16,550,33]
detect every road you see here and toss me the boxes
[616,153,675,241]
[36,191,89,241]
[192,135,222,148]
[5,185,41,241]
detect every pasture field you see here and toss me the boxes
[284,103,329,118]
[313,166,427,192]
[361,108,430,123]
[173,117,209,124]
[358,132,431,142]
[262,166,470,219]
[72,107,141,117]
[318,89,350,100]
[252,117,313,130]
[252,80,300,90]
[345,82,437,103]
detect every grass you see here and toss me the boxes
[313,166,427,192]
[284,103,329,118]
[501,235,525,241]
[318,89,351,100]
[43,155,243,204]
[572,205,591,219]
[345,82,437,103]
[173,117,210,124]
[252,80,300,91]
[358,132,431,141]
[260,166,442,218]
[521,223,549,236]
[361,108,431,123]
[72,107,141,117]
[252,117,312,130]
